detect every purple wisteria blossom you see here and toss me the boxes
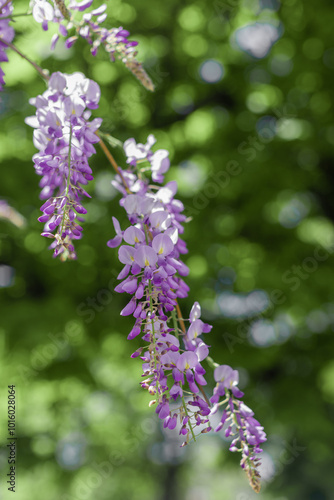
[25,71,102,260]
[0,0,15,91]
[124,135,170,184]
[107,134,266,491]
[210,365,267,492]
[29,0,154,90]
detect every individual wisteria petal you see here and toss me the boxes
[118,245,136,265]
[152,233,174,257]
[187,319,204,340]
[195,341,209,362]
[134,245,158,268]
[26,71,102,260]
[107,133,266,492]
[0,0,15,92]
[123,194,138,215]
[50,33,60,50]
[149,211,171,231]
[190,301,201,322]
[121,298,137,316]
[107,217,123,248]
[176,351,198,371]
[70,0,94,11]
[123,226,145,245]
[151,149,170,183]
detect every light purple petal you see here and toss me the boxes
[190,301,201,322]
[187,319,203,340]
[156,181,178,203]
[49,72,66,92]
[214,365,233,383]
[123,226,145,245]
[134,245,158,268]
[195,341,209,362]
[149,211,170,231]
[152,233,174,257]
[91,5,107,15]
[118,245,136,265]
[176,351,198,372]
[50,34,59,51]
[70,0,94,11]
[120,299,136,316]
[123,194,138,214]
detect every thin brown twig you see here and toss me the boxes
[0,38,49,81]
[175,302,186,334]
[1,13,33,19]
[97,133,131,194]
[0,0,12,14]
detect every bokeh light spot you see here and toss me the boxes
[199,60,224,83]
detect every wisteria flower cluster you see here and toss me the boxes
[1,2,268,492]
[0,0,14,91]
[107,135,267,492]
[25,71,102,260]
[30,0,154,90]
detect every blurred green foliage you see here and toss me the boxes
[1,0,334,499]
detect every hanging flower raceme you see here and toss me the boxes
[210,365,267,493]
[25,71,102,260]
[107,134,267,492]
[0,0,15,91]
[29,0,154,90]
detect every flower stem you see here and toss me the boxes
[182,395,196,442]
[175,301,186,334]
[98,130,124,149]
[60,124,73,237]
[171,308,179,340]
[206,356,219,369]
[0,0,12,14]
[148,280,158,374]
[1,12,32,19]
[0,38,49,82]
[65,125,73,197]
[97,133,131,194]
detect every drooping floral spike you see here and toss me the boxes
[25,71,102,260]
[0,0,15,91]
[210,365,267,493]
[29,0,154,90]
[107,134,266,492]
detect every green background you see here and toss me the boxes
[1,0,334,498]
